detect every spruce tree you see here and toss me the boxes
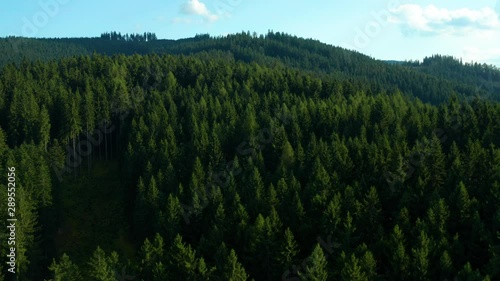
[299,243,328,281]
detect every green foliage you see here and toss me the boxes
[221,249,248,281]
[299,244,328,281]
[0,36,498,280]
[340,252,367,281]
[16,186,38,276]
[88,247,119,281]
[48,254,84,281]
[277,227,300,271]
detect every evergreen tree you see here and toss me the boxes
[411,230,431,281]
[16,185,38,277]
[298,244,328,281]
[88,247,117,281]
[0,127,6,156]
[341,252,367,281]
[277,227,300,271]
[48,254,83,281]
[222,249,249,281]
[388,224,410,280]
[38,105,51,151]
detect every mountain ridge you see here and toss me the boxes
[1,31,499,104]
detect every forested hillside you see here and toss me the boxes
[1,31,500,104]
[0,33,499,280]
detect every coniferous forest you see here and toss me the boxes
[0,32,499,281]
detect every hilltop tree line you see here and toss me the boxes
[100,32,158,42]
[404,55,500,91]
[0,31,499,104]
[0,52,498,280]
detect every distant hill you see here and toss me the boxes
[1,32,499,103]
[404,55,500,98]
[1,31,500,281]
[383,60,406,65]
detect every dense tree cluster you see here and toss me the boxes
[100,32,158,42]
[0,35,499,280]
[403,55,500,93]
[0,32,499,104]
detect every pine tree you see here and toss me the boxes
[209,130,224,168]
[152,261,169,281]
[139,233,165,280]
[248,167,264,217]
[162,194,182,243]
[341,211,357,252]
[360,186,382,243]
[48,254,83,281]
[298,244,328,281]
[147,176,160,211]
[279,139,295,170]
[321,192,342,237]
[427,134,446,190]
[82,83,95,172]
[341,253,367,281]
[0,126,6,156]
[222,249,249,281]
[88,246,116,281]
[308,157,330,206]
[265,183,278,213]
[447,141,464,187]
[66,92,82,178]
[456,262,487,281]
[438,250,453,280]
[388,224,410,280]
[16,186,38,276]
[38,105,51,151]
[242,104,258,141]
[456,181,472,224]
[277,227,300,271]
[189,157,207,214]
[427,198,449,241]
[411,230,431,281]
[48,138,66,175]
[358,245,377,280]
[169,234,205,280]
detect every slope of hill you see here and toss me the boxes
[1,32,500,104]
[0,32,500,280]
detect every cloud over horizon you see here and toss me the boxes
[389,4,500,36]
[179,0,219,23]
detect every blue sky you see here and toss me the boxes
[2,0,500,66]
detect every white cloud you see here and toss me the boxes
[389,4,500,36]
[180,0,219,22]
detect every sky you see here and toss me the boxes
[1,0,500,66]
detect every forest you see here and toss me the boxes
[0,32,499,280]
